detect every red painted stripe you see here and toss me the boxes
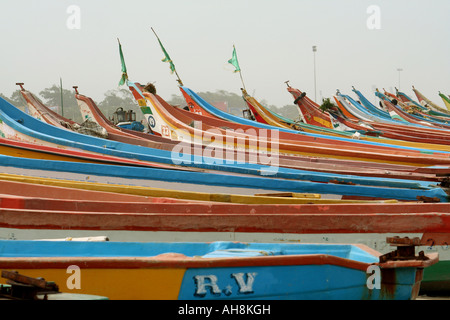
[0,137,174,170]
[0,196,25,209]
[3,195,450,214]
[1,208,450,235]
[0,180,187,203]
[4,191,450,215]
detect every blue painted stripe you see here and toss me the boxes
[0,240,374,260]
[0,154,448,201]
[345,91,394,121]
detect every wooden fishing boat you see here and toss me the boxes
[19,84,185,150]
[395,89,425,109]
[169,86,416,161]
[255,84,450,149]
[0,135,198,172]
[241,90,302,130]
[73,86,166,143]
[74,87,368,171]
[5,115,443,184]
[20,86,448,182]
[0,173,448,294]
[241,88,381,139]
[178,85,356,141]
[5,93,450,202]
[389,89,447,122]
[377,92,450,130]
[284,87,380,138]
[124,39,448,163]
[0,173,367,205]
[386,90,450,129]
[413,86,450,113]
[3,82,450,292]
[0,174,448,244]
[388,102,450,129]
[2,156,450,201]
[7,86,447,196]
[16,83,81,132]
[242,86,450,148]
[73,87,391,174]
[383,89,431,115]
[1,147,449,202]
[17,83,111,139]
[175,84,450,162]
[250,84,450,151]
[125,83,450,169]
[1,134,444,183]
[336,91,450,134]
[0,238,438,300]
[336,90,396,124]
[342,89,450,141]
[287,86,335,129]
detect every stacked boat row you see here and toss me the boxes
[0,72,449,300]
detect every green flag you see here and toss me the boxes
[157,38,176,74]
[118,40,128,86]
[228,46,241,73]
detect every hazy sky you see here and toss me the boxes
[1,0,449,108]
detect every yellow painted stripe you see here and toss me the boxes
[0,268,186,300]
[0,173,397,204]
[0,145,105,164]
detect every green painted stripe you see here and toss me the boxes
[423,261,450,282]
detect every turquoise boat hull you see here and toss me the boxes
[0,240,436,300]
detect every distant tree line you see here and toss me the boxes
[0,85,299,124]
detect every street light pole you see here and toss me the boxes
[397,68,403,91]
[60,77,64,117]
[313,46,317,102]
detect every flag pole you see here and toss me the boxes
[238,68,246,92]
[151,27,183,86]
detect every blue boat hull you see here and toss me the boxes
[0,240,435,300]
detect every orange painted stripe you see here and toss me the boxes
[0,268,186,300]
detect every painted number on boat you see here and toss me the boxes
[194,272,257,297]
[161,125,170,137]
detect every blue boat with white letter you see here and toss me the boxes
[0,238,437,300]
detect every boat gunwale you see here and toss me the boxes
[0,249,438,271]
